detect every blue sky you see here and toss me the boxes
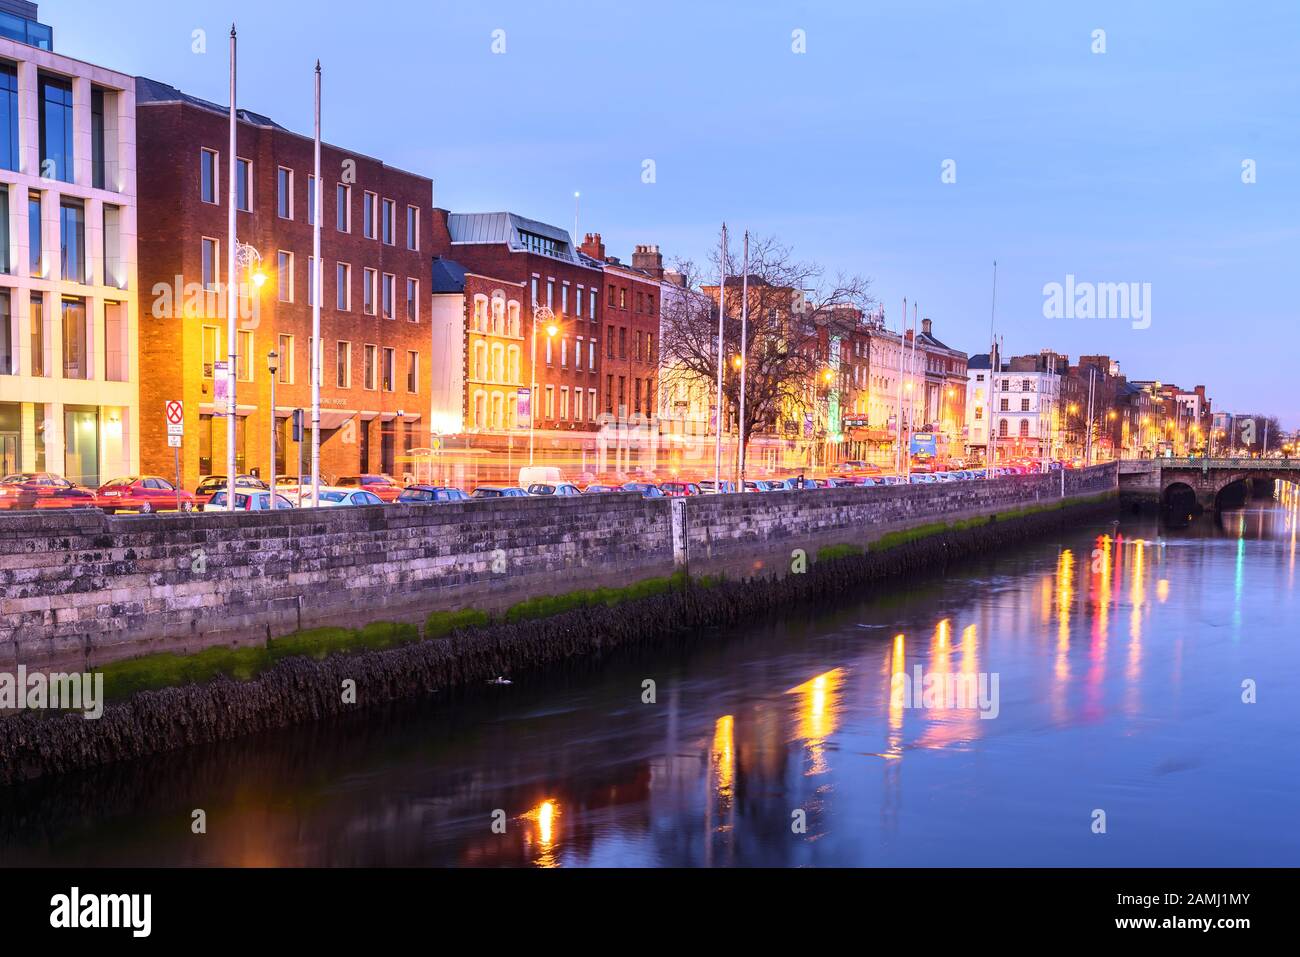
[52,0,1299,425]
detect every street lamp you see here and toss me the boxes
[529,305,557,465]
[224,238,265,510]
[267,350,278,507]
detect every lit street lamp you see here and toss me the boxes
[267,350,278,506]
[529,305,557,465]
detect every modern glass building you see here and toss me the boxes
[0,2,138,486]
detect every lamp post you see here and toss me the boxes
[267,350,278,507]
[529,305,556,465]
[225,238,265,510]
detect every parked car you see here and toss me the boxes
[621,482,665,498]
[659,481,702,497]
[745,480,782,492]
[827,477,862,488]
[297,486,386,507]
[207,489,295,511]
[908,473,938,484]
[336,474,403,502]
[471,486,529,498]
[518,466,564,488]
[527,482,582,496]
[698,479,738,494]
[194,474,267,508]
[0,472,96,510]
[397,485,469,503]
[96,476,196,514]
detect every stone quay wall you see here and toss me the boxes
[0,463,1117,669]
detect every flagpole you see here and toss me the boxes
[713,223,727,491]
[225,24,238,511]
[736,230,749,489]
[311,61,322,504]
[894,297,906,474]
[987,260,998,479]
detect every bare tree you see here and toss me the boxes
[659,231,874,470]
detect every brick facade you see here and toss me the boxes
[136,80,434,490]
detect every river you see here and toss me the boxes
[2,491,1297,867]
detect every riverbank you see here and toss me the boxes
[0,492,1116,785]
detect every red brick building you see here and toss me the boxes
[135,77,433,489]
[441,210,605,476]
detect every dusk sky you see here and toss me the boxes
[52,0,1298,425]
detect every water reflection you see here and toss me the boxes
[2,503,1299,867]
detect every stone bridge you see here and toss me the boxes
[1117,458,1300,511]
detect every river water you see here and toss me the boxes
[2,493,1298,867]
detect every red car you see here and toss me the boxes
[0,473,97,510]
[659,481,703,497]
[96,476,196,514]
[336,474,403,502]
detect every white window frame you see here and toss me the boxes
[277,250,294,303]
[336,262,351,311]
[277,166,294,220]
[200,148,219,205]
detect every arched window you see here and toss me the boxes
[492,393,504,430]
[473,342,487,381]
[999,419,1009,438]
[492,294,506,335]
[473,295,488,332]
[507,301,521,337]
[473,391,487,428]
[491,343,505,383]
[508,394,518,428]
[507,344,521,384]
[1019,419,1030,437]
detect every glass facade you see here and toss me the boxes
[0,63,17,172]
[63,406,99,487]
[59,198,84,282]
[39,75,73,183]
[0,11,52,50]
[61,296,88,379]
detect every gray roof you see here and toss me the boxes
[430,258,467,294]
[968,353,991,369]
[135,76,286,129]
[448,211,590,266]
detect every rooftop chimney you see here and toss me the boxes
[921,318,932,337]
[632,243,664,280]
[579,232,605,261]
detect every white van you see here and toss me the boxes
[518,466,563,488]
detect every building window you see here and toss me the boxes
[336,262,350,310]
[277,250,294,302]
[530,275,538,306]
[406,351,418,393]
[202,237,219,290]
[363,191,377,239]
[588,340,595,371]
[576,286,584,319]
[547,278,554,309]
[277,167,293,219]
[59,199,85,284]
[102,204,121,287]
[200,148,218,204]
[202,325,220,378]
[545,336,553,366]
[336,184,350,232]
[605,375,613,413]
[363,344,377,390]
[560,386,569,419]
[363,268,376,315]
[38,75,73,182]
[104,301,127,381]
[587,388,596,420]
[0,290,10,374]
[1020,397,1030,412]
[589,289,597,321]
[382,198,395,244]
[61,297,89,379]
[1019,419,1030,437]
[307,256,317,306]
[0,64,17,172]
[545,385,554,419]
[382,273,395,319]
[235,158,251,211]
[278,334,294,384]
[406,205,419,250]
[336,341,351,388]
[27,191,41,274]
[561,284,568,315]
[618,327,627,359]
[574,387,583,421]
[236,329,254,381]
[382,347,394,391]
[606,327,615,358]
[406,278,419,322]
[1021,379,1031,392]
[306,174,316,225]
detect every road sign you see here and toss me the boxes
[167,434,182,448]
[165,400,184,436]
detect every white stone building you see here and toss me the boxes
[0,2,138,485]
